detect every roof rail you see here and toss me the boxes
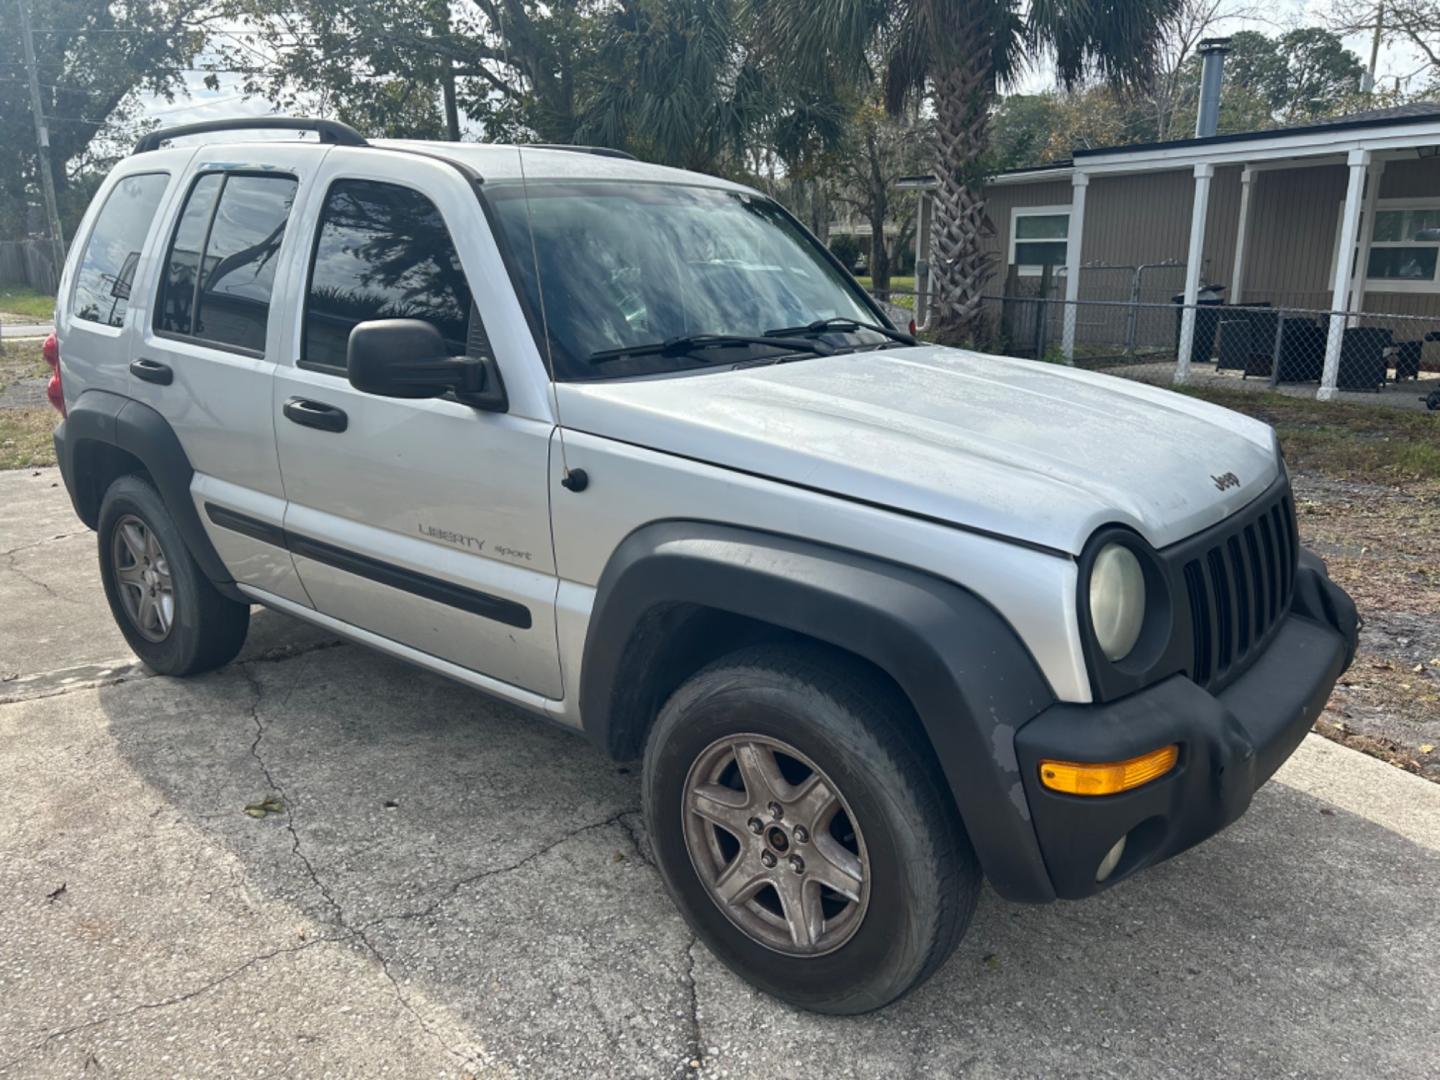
[134,117,368,155]
[529,143,637,161]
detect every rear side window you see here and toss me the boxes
[156,172,299,354]
[303,179,473,370]
[72,173,169,327]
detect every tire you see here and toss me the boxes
[97,474,250,676]
[642,643,979,1014]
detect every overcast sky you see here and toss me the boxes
[138,3,1431,137]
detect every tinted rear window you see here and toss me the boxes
[155,172,298,354]
[72,173,169,327]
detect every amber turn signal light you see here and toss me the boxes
[1039,745,1179,796]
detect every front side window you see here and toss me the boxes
[304,180,473,371]
[484,181,881,379]
[155,172,298,353]
[72,173,169,327]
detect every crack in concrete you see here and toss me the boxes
[240,660,483,1074]
[0,639,346,706]
[0,530,88,559]
[366,809,644,931]
[675,936,704,1079]
[0,935,339,1073]
[3,547,81,605]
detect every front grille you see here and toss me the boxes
[1180,484,1297,688]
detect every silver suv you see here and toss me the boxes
[49,118,1357,1014]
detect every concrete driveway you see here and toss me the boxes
[3,466,1439,1078]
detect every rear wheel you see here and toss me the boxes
[643,643,979,1014]
[98,475,249,675]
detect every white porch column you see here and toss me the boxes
[1061,171,1089,363]
[1318,149,1371,401]
[1229,167,1254,304]
[1347,158,1385,326]
[1174,163,1214,385]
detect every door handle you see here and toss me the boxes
[130,358,173,385]
[283,397,348,433]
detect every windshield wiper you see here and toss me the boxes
[589,333,833,365]
[764,316,916,347]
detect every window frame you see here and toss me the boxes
[151,168,300,358]
[298,176,476,378]
[69,170,171,330]
[1331,196,1440,296]
[1007,205,1071,278]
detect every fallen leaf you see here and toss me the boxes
[261,797,284,814]
[1421,744,1435,754]
[243,805,268,818]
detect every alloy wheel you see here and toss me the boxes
[681,734,870,956]
[111,514,175,642]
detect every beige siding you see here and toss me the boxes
[979,178,1072,272]
[982,156,1440,322]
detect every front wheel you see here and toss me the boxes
[642,644,979,1014]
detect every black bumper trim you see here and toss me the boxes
[1013,551,1357,899]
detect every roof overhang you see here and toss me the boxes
[984,116,1440,186]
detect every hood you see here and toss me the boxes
[557,345,1281,555]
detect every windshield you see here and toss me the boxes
[484,180,886,379]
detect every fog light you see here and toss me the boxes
[1095,836,1127,882]
[1038,745,1179,796]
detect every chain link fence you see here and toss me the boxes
[865,264,1440,408]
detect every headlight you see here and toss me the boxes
[1090,543,1146,662]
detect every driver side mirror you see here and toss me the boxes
[347,319,507,412]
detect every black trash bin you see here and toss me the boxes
[1173,285,1225,366]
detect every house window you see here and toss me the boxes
[1009,206,1070,275]
[1366,207,1440,285]
[1333,199,1440,294]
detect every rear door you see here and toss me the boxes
[129,145,324,605]
[271,150,561,697]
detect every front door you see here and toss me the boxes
[271,151,561,698]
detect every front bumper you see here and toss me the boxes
[1014,548,1358,900]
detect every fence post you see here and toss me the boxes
[1034,264,1053,360]
[1124,267,1142,354]
[1268,311,1286,388]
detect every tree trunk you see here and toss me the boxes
[441,62,461,141]
[929,52,996,344]
[868,215,892,294]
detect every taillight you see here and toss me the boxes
[908,319,917,336]
[43,332,65,416]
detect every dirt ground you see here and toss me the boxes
[1294,473,1440,781]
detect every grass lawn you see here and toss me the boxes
[0,408,56,469]
[1179,384,1440,485]
[1,339,56,469]
[0,286,55,321]
[855,275,916,311]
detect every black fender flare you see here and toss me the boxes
[579,520,1062,903]
[55,389,240,599]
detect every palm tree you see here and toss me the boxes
[756,0,1183,341]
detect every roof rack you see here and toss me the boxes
[134,117,368,155]
[530,143,637,161]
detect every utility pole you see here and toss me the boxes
[17,0,67,284]
[1363,0,1385,93]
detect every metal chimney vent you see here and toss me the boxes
[1196,38,1231,139]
